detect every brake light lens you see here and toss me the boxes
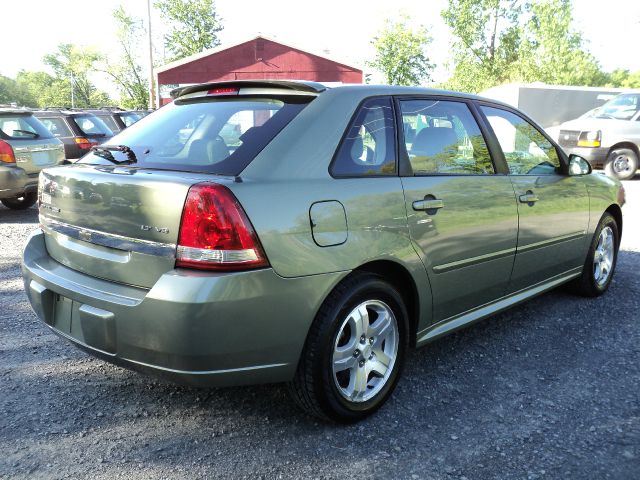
[74,137,96,150]
[0,140,16,163]
[206,87,239,96]
[176,183,268,271]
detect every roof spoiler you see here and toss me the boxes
[170,80,327,99]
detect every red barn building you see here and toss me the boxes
[154,36,363,106]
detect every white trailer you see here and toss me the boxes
[479,83,627,128]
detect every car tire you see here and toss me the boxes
[289,272,409,423]
[1,192,37,210]
[568,212,619,297]
[604,148,638,180]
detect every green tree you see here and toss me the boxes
[0,75,35,106]
[43,44,111,108]
[369,16,435,86]
[442,0,526,92]
[100,6,149,109]
[155,0,223,62]
[605,69,640,88]
[443,0,609,93]
[522,0,607,86]
[15,71,70,108]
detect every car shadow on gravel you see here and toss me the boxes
[0,205,38,224]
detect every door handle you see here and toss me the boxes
[519,191,539,204]
[412,199,444,211]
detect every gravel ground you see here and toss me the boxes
[1,179,639,480]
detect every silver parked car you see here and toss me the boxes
[554,93,640,180]
[0,109,65,209]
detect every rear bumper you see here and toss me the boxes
[22,230,346,386]
[0,165,38,199]
[565,147,609,169]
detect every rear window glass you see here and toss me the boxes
[78,95,312,175]
[118,112,141,127]
[96,114,120,132]
[72,114,113,136]
[39,117,73,137]
[0,114,54,140]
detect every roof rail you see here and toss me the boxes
[171,80,327,99]
[99,106,125,111]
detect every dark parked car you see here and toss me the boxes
[85,108,142,134]
[23,81,625,422]
[0,108,64,209]
[33,110,113,161]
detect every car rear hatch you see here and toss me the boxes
[38,81,320,289]
[0,113,64,173]
[71,113,114,145]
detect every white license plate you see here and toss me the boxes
[41,193,52,205]
[31,151,54,166]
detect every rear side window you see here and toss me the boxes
[0,114,54,140]
[400,99,494,175]
[331,97,396,177]
[73,115,113,136]
[78,95,312,175]
[39,117,73,137]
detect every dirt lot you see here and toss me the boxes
[1,178,639,480]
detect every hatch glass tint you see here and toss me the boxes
[76,96,312,175]
[0,114,54,140]
[73,114,113,137]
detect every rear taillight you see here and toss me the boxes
[176,183,269,271]
[0,140,16,164]
[74,137,96,150]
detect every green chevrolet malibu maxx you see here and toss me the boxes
[22,81,625,422]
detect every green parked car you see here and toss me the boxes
[0,109,65,209]
[22,81,625,422]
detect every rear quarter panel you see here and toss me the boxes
[231,87,433,331]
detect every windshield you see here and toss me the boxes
[0,114,54,140]
[77,95,312,175]
[72,114,113,136]
[588,93,640,120]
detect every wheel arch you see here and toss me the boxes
[354,260,420,347]
[605,203,623,246]
[607,142,640,161]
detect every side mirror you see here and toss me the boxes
[568,154,592,176]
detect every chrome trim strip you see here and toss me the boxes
[432,231,586,274]
[516,231,586,254]
[40,216,176,258]
[433,247,516,274]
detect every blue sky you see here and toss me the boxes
[3,0,639,94]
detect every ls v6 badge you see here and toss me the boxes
[140,225,170,234]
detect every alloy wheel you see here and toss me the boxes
[332,300,398,403]
[593,226,615,287]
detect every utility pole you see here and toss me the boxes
[70,72,75,108]
[146,0,156,109]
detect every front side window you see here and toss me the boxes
[119,112,141,127]
[400,99,494,175]
[331,97,396,176]
[481,106,561,175]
